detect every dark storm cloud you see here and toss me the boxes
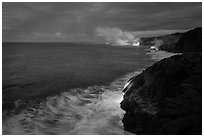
[2,2,202,42]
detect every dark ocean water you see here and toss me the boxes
[2,43,156,134]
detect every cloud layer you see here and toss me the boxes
[2,2,202,42]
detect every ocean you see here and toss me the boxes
[2,43,157,135]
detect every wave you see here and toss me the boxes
[2,71,141,135]
[146,51,178,61]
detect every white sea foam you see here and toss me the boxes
[2,71,141,135]
[146,51,178,61]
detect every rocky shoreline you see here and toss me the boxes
[120,27,202,135]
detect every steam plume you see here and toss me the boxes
[95,27,140,46]
[153,39,164,48]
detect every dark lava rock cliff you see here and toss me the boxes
[140,27,202,53]
[140,33,183,51]
[120,53,202,134]
[174,27,202,53]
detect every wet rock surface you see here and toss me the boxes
[120,53,202,134]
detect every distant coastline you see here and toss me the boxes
[120,27,202,135]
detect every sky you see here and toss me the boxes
[2,2,202,43]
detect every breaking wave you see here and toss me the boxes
[2,71,141,135]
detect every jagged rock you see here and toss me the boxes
[120,53,202,135]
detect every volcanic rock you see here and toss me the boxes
[120,53,202,134]
[174,27,202,53]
